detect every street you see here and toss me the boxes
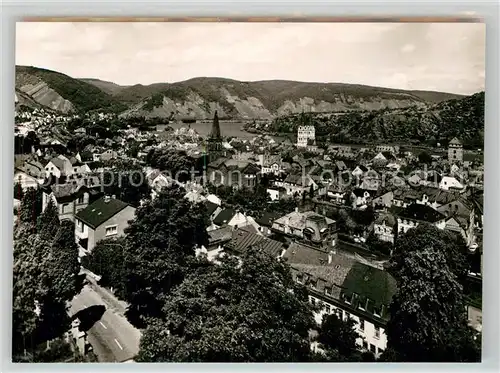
[69,284,141,362]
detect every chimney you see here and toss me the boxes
[104,195,110,203]
[295,207,299,213]
[328,249,336,264]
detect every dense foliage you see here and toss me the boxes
[121,186,209,327]
[136,249,316,362]
[383,224,480,362]
[267,92,484,149]
[16,66,127,113]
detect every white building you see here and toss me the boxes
[395,204,447,235]
[297,125,315,148]
[285,246,396,358]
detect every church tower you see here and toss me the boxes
[206,110,224,162]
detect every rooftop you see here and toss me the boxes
[75,196,132,229]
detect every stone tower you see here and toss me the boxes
[448,137,463,163]
[207,110,224,162]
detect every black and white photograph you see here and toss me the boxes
[12,20,484,363]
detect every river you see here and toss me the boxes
[167,121,256,139]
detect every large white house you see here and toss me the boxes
[297,125,316,148]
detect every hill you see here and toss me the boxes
[266,91,484,149]
[79,78,128,96]
[15,66,127,114]
[118,78,463,120]
[15,66,464,120]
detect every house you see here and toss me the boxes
[205,200,223,225]
[211,208,260,232]
[280,173,317,197]
[207,159,261,190]
[44,155,73,178]
[439,176,464,191]
[42,178,102,221]
[327,183,347,204]
[196,225,233,261]
[255,211,282,236]
[271,210,337,247]
[93,149,118,162]
[372,191,394,209]
[260,154,283,175]
[375,145,400,154]
[14,168,42,190]
[75,196,136,254]
[284,244,397,357]
[438,199,475,247]
[352,188,377,208]
[394,204,446,235]
[373,213,396,244]
[267,187,286,201]
[224,227,285,259]
[352,165,368,179]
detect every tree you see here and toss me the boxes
[81,237,127,297]
[316,313,361,361]
[384,224,480,362]
[14,183,24,200]
[135,248,315,362]
[122,185,209,327]
[309,184,314,199]
[19,187,43,224]
[418,150,433,164]
[36,199,60,239]
[391,223,469,285]
[102,162,151,208]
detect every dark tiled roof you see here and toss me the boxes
[76,197,131,229]
[205,200,220,217]
[396,203,446,223]
[208,226,233,246]
[291,256,356,299]
[225,228,284,257]
[213,208,236,226]
[341,262,398,315]
[255,211,281,228]
[449,137,462,146]
[283,242,330,266]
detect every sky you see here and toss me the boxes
[16,22,485,95]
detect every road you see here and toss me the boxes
[69,284,141,362]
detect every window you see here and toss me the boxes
[310,297,316,305]
[359,319,365,331]
[336,308,342,320]
[325,287,332,296]
[62,203,70,213]
[296,275,303,284]
[374,326,380,339]
[369,344,376,354]
[77,195,85,204]
[324,304,331,313]
[105,225,118,236]
[362,341,368,349]
[344,311,350,321]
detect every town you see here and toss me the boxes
[12,20,485,364]
[13,99,483,362]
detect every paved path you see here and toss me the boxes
[69,284,141,362]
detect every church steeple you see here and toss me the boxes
[207,110,223,162]
[210,110,221,139]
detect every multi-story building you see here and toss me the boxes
[394,203,447,235]
[75,195,136,254]
[448,137,463,163]
[284,244,397,358]
[42,176,102,222]
[297,125,315,148]
[272,209,338,247]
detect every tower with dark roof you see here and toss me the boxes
[207,110,224,162]
[448,137,463,163]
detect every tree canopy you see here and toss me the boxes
[383,223,480,362]
[135,249,315,362]
[122,185,209,327]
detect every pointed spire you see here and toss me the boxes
[210,110,221,139]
